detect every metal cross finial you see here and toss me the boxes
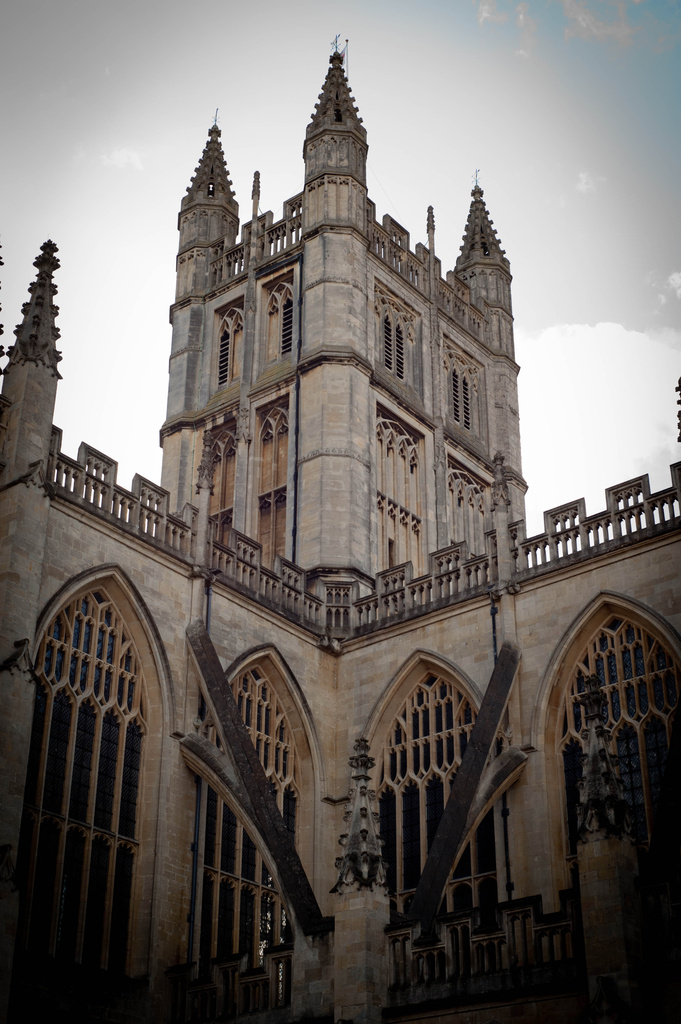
[213,108,219,127]
[473,169,481,188]
[331,34,341,53]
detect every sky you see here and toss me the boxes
[1,0,680,537]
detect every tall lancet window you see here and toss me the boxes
[217,307,243,388]
[208,422,237,544]
[559,615,678,850]
[258,404,289,565]
[17,588,147,973]
[446,460,489,555]
[376,411,422,573]
[266,283,294,362]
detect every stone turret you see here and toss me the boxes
[456,185,514,354]
[1,241,61,480]
[302,51,368,234]
[176,125,239,301]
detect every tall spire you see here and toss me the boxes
[8,241,61,376]
[306,51,365,141]
[456,185,509,271]
[185,124,236,207]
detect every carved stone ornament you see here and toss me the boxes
[237,406,252,444]
[492,451,511,509]
[330,738,387,894]
[195,430,216,495]
[575,674,632,843]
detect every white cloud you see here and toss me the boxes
[668,271,681,299]
[101,147,143,171]
[515,321,680,535]
[475,0,508,26]
[515,2,537,56]
[560,0,637,45]
[576,170,604,193]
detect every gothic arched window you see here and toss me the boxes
[379,305,411,382]
[559,615,678,846]
[208,422,237,545]
[258,405,289,565]
[266,283,294,362]
[376,673,496,915]
[217,308,244,388]
[447,351,480,434]
[18,588,146,972]
[376,412,422,573]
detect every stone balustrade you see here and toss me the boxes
[387,888,578,1009]
[48,429,196,559]
[47,426,681,639]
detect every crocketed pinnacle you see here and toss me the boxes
[8,241,62,376]
[456,185,509,270]
[186,124,236,204]
[306,51,366,142]
[330,738,387,894]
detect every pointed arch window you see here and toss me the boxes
[266,283,294,362]
[379,305,411,382]
[376,411,422,573]
[258,404,289,565]
[17,588,147,972]
[217,307,243,389]
[448,350,480,434]
[377,672,497,915]
[559,616,678,847]
[208,422,237,545]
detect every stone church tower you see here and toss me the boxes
[1,51,680,1024]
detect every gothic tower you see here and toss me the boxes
[160,52,526,587]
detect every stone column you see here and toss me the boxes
[331,739,390,1023]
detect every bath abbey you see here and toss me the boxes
[2,52,680,1024]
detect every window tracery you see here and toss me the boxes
[258,404,289,565]
[217,307,243,389]
[266,283,294,362]
[230,665,299,829]
[559,615,678,849]
[376,412,422,572]
[377,673,497,915]
[446,459,489,555]
[208,422,237,545]
[18,588,146,971]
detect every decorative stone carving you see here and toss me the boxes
[575,674,632,842]
[195,430,216,495]
[492,451,511,509]
[331,738,387,894]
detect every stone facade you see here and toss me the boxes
[1,52,680,1024]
